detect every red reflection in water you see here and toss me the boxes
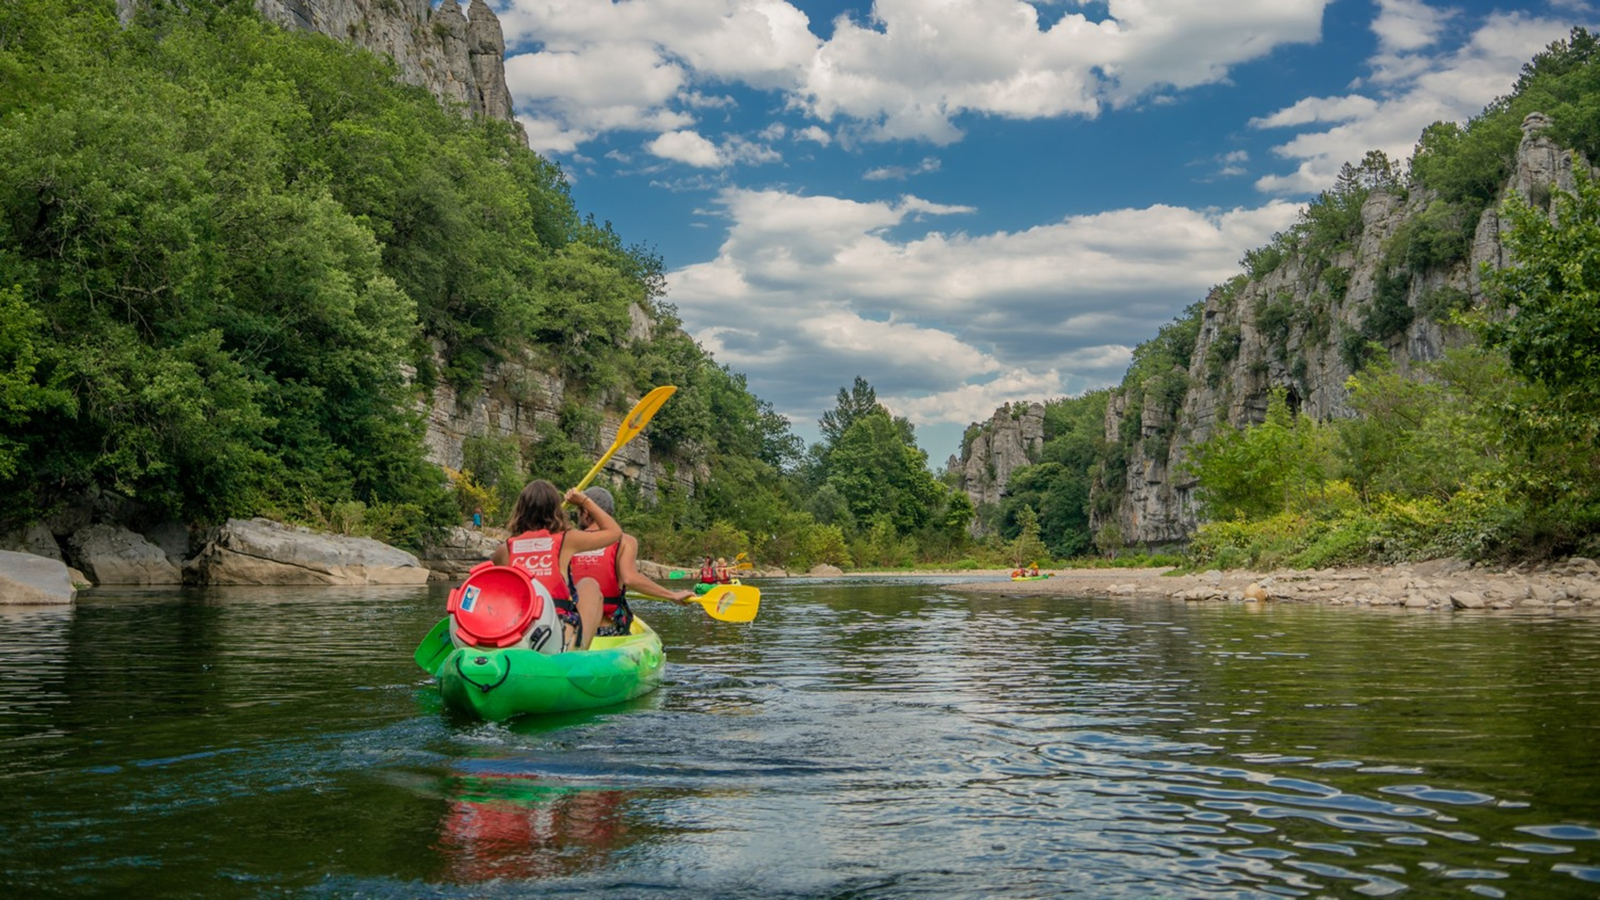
[436,774,629,882]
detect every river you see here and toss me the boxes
[1,577,1597,898]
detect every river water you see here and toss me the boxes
[2,577,1598,898]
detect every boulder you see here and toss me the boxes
[808,564,844,577]
[0,523,63,561]
[417,526,500,582]
[0,550,76,604]
[186,518,430,585]
[67,523,182,585]
[142,521,192,568]
[636,559,681,583]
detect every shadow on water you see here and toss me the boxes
[0,580,1597,897]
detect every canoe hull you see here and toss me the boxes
[432,619,664,721]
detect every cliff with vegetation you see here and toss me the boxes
[956,29,1600,562]
[115,0,518,129]
[1097,114,1587,545]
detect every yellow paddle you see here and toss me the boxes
[571,385,677,495]
[632,583,761,623]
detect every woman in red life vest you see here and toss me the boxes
[699,556,717,585]
[490,480,621,650]
[569,487,694,635]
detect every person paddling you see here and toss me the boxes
[490,480,621,650]
[569,487,695,635]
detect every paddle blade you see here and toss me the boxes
[695,583,760,623]
[413,616,454,675]
[573,385,677,493]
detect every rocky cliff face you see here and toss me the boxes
[116,0,518,132]
[948,402,1044,529]
[956,114,1590,546]
[1100,113,1588,545]
[418,346,706,505]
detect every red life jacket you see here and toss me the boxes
[505,530,570,602]
[700,561,717,584]
[570,541,624,608]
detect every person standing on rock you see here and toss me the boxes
[569,487,694,635]
[491,481,620,650]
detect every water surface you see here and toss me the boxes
[1,580,1597,898]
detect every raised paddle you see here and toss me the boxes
[571,384,677,495]
[632,583,761,623]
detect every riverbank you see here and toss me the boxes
[949,557,1600,612]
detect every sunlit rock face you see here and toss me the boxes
[116,0,519,137]
[952,402,1045,534]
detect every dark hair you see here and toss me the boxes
[507,480,569,535]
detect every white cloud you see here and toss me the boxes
[1373,0,1452,54]
[646,131,783,169]
[1250,95,1381,129]
[795,125,832,145]
[649,130,725,167]
[494,0,1334,150]
[863,157,942,181]
[666,187,1303,440]
[1253,11,1585,195]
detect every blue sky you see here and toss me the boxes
[481,0,1593,464]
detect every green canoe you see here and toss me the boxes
[417,617,665,722]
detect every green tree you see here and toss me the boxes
[1007,505,1049,567]
[1186,390,1337,520]
[1482,167,1600,412]
[825,409,942,535]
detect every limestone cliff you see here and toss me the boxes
[1097,113,1589,545]
[116,0,519,132]
[954,113,1591,546]
[948,402,1044,530]
[418,347,706,504]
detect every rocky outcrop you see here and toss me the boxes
[186,518,431,585]
[0,550,77,604]
[951,403,1045,526]
[1,524,64,562]
[115,0,519,135]
[66,523,183,585]
[420,352,706,502]
[952,114,1596,548]
[1092,112,1596,546]
[416,525,499,582]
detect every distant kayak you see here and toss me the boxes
[1011,574,1052,582]
[693,579,740,595]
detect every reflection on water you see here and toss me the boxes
[436,771,633,882]
[0,582,1597,897]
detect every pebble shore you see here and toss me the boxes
[955,557,1600,613]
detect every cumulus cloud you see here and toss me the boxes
[665,187,1302,443]
[1253,10,1586,195]
[863,157,942,181]
[795,125,832,145]
[494,0,1333,152]
[649,130,725,167]
[1372,0,1452,54]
